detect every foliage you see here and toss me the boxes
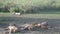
[0,0,60,13]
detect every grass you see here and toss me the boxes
[0,12,60,34]
[20,14,60,19]
[0,12,60,19]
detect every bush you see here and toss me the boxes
[0,0,60,13]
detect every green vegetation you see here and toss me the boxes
[0,0,60,13]
[0,0,60,34]
[0,13,60,19]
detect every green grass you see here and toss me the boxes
[0,13,60,19]
[0,13,14,17]
[20,14,60,19]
